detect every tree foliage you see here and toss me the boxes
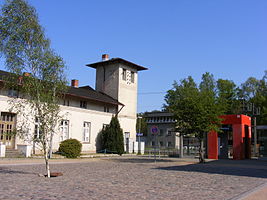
[136,112,148,136]
[101,116,124,155]
[165,73,223,162]
[0,0,67,177]
[238,72,267,125]
[216,79,240,114]
[164,70,267,162]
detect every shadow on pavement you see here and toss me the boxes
[154,159,267,179]
[107,157,176,163]
[0,167,34,175]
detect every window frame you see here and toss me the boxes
[34,117,42,140]
[59,120,69,142]
[83,121,91,143]
[122,68,126,81]
[80,100,87,109]
[104,106,110,113]
[8,88,19,98]
[130,71,135,83]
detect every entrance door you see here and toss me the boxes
[218,132,228,159]
[0,112,16,149]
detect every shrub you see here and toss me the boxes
[101,116,124,155]
[59,139,82,158]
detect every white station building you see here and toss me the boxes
[0,54,147,156]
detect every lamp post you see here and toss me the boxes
[138,116,142,154]
[125,132,130,153]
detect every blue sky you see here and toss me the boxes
[0,0,266,112]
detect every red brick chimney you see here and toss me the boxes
[71,79,79,88]
[102,54,109,61]
[23,72,31,77]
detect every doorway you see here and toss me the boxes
[218,125,233,159]
[0,112,16,149]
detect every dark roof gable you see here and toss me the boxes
[66,86,123,106]
[86,58,148,71]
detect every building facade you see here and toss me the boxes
[145,111,200,156]
[0,54,147,155]
[145,112,180,149]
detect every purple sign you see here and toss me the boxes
[151,126,159,134]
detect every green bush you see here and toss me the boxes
[59,139,82,158]
[101,116,124,155]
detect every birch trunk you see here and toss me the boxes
[44,145,50,178]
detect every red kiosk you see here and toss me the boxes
[208,115,251,160]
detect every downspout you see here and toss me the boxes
[115,104,125,117]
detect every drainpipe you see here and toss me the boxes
[115,104,125,117]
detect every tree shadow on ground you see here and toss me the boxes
[0,167,35,175]
[154,159,267,179]
[107,157,176,164]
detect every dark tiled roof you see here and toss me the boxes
[145,112,174,117]
[0,69,123,106]
[66,86,123,106]
[87,58,148,71]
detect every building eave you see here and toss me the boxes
[86,58,148,71]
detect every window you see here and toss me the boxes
[80,101,87,109]
[160,141,163,147]
[34,117,42,139]
[63,99,69,106]
[104,106,109,113]
[167,130,172,136]
[152,141,155,146]
[159,129,164,136]
[59,120,69,142]
[83,122,91,142]
[0,124,4,140]
[131,71,135,83]
[1,112,14,122]
[8,88,18,97]
[103,124,109,129]
[167,141,172,147]
[122,69,126,81]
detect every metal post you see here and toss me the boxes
[179,133,183,158]
[154,134,156,162]
[254,116,257,157]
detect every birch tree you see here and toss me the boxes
[0,0,67,177]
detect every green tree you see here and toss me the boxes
[239,77,260,100]
[0,0,66,177]
[239,74,267,125]
[165,73,223,163]
[216,79,240,114]
[136,112,148,136]
[102,116,124,155]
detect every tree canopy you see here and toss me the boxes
[165,73,223,162]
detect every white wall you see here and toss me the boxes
[0,93,116,153]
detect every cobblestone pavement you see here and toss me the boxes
[0,156,267,200]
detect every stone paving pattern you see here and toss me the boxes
[0,157,267,200]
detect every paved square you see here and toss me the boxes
[0,157,267,200]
